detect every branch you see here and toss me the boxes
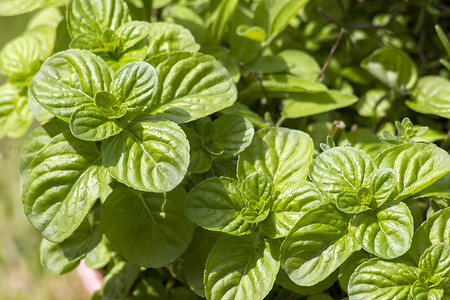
[316,27,346,81]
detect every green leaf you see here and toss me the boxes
[238,127,314,191]
[19,118,69,178]
[281,203,360,286]
[102,186,195,268]
[348,259,418,300]
[69,105,123,141]
[67,0,131,39]
[409,208,450,263]
[180,228,221,297]
[260,180,325,238]
[407,76,450,115]
[309,147,375,198]
[276,268,338,296]
[426,89,450,119]
[40,215,101,274]
[213,114,254,157]
[254,0,310,44]
[278,50,321,81]
[102,115,189,193]
[0,0,66,16]
[162,5,207,45]
[101,260,140,300]
[204,235,280,300]
[0,83,33,139]
[208,0,239,45]
[110,61,158,112]
[117,21,151,53]
[241,172,274,223]
[365,168,397,208]
[338,251,369,293]
[436,25,450,56]
[418,243,450,289]
[184,127,212,173]
[185,177,256,235]
[281,90,358,119]
[85,236,112,269]
[94,91,126,118]
[22,132,110,242]
[349,202,414,259]
[0,36,42,85]
[145,22,200,59]
[146,52,237,123]
[375,143,450,200]
[29,49,113,121]
[361,47,417,91]
[236,25,266,42]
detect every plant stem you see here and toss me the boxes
[316,27,346,81]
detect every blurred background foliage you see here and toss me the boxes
[0,13,87,300]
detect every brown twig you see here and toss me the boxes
[316,27,346,81]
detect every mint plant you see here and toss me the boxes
[1,0,450,299]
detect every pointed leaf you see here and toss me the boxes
[241,172,274,223]
[146,52,237,123]
[110,61,158,112]
[102,115,189,193]
[281,203,360,286]
[260,180,325,238]
[349,202,414,259]
[366,168,397,208]
[348,259,418,300]
[238,127,314,191]
[102,186,195,268]
[94,91,126,118]
[205,235,280,300]
[185,177,256,235]
[29,49,113,121]
[145,22,200,59]
[375,143,450,200]
[22,132,110,242]
[69,105,123,141]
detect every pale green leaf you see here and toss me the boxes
[69,105,123,141]
[426,89,450,119]
[93,91,126,118]
[409,208,450,263]
[205,235,280,300]
[338,251,369,293]
[117,21,151,53]
[67,0,131,39]
[208,0,239,45]
[349,202,414,259]
[22,132,110,242]
[277,268,338,296]
[0,83,33,139]
[375,143,450,200]
[29,49,113,121]
[418,243,450,289]
[361,47,417,91]
[185,177,256,235]
[0,0,66,16]
[19,118,69,178]
[309,147,375,197]
[278,50,321,81]
[365,168,397,208]
[162,5,207,45]
[146,52,236,123]
[238,127,314,191]
[282,90,358,119]
[281,203,360,286]
[241,172,274,223]
[236,25,266,42]
[85,236,112,269]
[254,0,310,44]
[102,186,195,268]
[407,76,450,115]
[214,114,254,157]
[260,180,325,238]
[348,259,418,300]
[102,115,189,193]
[145,22,200,59]
[110,61,158,112]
